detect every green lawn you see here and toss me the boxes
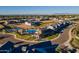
[70,38,79,49]
[38,21,55,28]
[6,31,36,40]
[0,29,59,41]
[45,34,59,40]
[56,46,61,53]
[0,20,7,22]
[0,25,4,29]
[0,30,36,41]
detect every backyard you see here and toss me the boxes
[45,34,59,40]
[0,30,37,41]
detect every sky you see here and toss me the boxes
[0,6,79,15]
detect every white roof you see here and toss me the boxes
[47,26,54,30]
[63,22,66,24]
[25,22,31,26]
[54,25,58,28]
[57,24,60,26]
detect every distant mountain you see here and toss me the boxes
[53,13,79,15]
[0,13,79,16]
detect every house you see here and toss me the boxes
[0,41,15,53]
[14,27,23,34]
[25,22,31,26]
[12,44,29,53]
[5,29,16,33]
[8,20,19,24]
[27,41,58,53]
[3,25,16,32]
[18,19,28,23]
[15,27,21,30]
[47,25,55,30]
[0,41,58,53]
[41,29,55,37]
[0,41,29,53]
[32,21,42,26]
[41,21,72,37]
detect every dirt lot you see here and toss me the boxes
[0,34,21,45]
[15,23,35,29]
[15,20,57,29]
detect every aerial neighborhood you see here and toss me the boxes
[0,14,79,53]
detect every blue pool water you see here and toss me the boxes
[25,29,36,34]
